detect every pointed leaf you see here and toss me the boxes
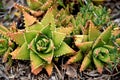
[10,42,30,60]
[74,35,88,43]
[88,21,101,41]
[24,31,37,44]
[40,0,53,11]
[54,42,75,57]
[26,22,44,31]
[31,66,43,75]
[45,63,53,76]
[30,51,45,75]
[41,25,52,38]
[2,48,10,63]
[93,57,104,74]
[23,10,37,27]
[80,50,92,72]
[52,31,66,48]
[8,32,25,46]
[14,3,44,17]
[67,50,83,64]
[75,41,93,52]
[41,8,55,30]
[92,26,112,49]
[56,24,73,35]
[38,51,54,64]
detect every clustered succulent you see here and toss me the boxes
[67,21,119,73]
[0,0,120,76]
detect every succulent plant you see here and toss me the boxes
[0,0,119,77]
[0,24,15,63]
[27,0,53,11]
[72,2,111,34]
[9,8,75,75]
[67,21,119,73]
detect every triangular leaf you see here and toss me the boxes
[52,31,66,48]
[41,25,52,38]
[75,41,93,52]
[40,0,53,11]
[23,10,37,27]
[41,8,55,30]
[88,21,101,41]
[93,57,104,74]
[14,3,44,17]
[31,66,43,75]
[10,42,30,60]
[38,50,54,64]
[24,31,37,44]
[67,50,83,64]
[2,48,10,63]
[30,51,45,75]
[26,22,44,32]
[54,42,75,57]
[92,26,112,49]
[80,50,92,72]
[45,63,53,76]
[8,32,25,46]
[56,24,73,35]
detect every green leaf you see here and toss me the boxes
[37,50,54,64]
[76,41,93,52]
[29,38,54,63]
[52,31,66,49]
[26,22,44,32]
[67,50,83,64]
[54,42,75,57]
[88,21,101,41]
[56,24,73,35]
[10,42,30,60]
[8,32,25,46]
[24,31,37,44]
[41,8,55,31]
[41,25,52,38]
[40,0,53,11]
[92,26,112,49]
[30,50,45,73]
[93,57,104,74]
[80,50,92,72]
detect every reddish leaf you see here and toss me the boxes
[45,63,53,76]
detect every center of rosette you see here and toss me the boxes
[35,35,54,53]
[93,47,110,62]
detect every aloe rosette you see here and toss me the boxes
[0,24,8,53]
[0,35,8,55]
[67,21,117,73]
[0,24,15,63]
[9,8,75,75]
